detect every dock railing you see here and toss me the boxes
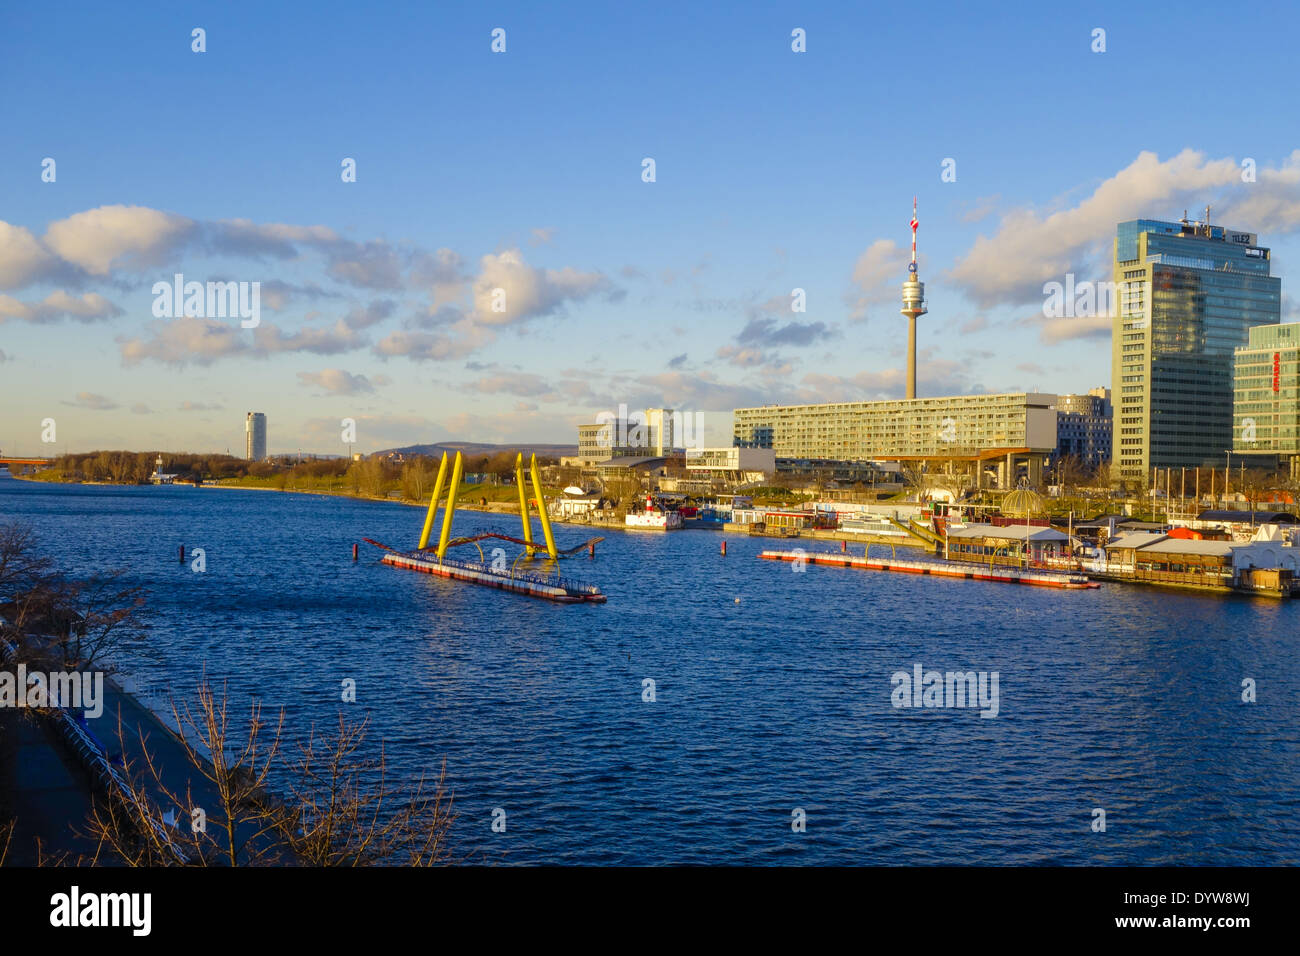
[429,553,602,596]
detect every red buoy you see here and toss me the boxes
[721,540,727,556]
[352,543,359,561]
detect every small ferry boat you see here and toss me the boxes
[625,510,683,530]
[624,494,684,530]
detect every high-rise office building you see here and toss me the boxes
[1111,214,1281,481]
[644,408,675,455]
[1233,322,1300,476]
[245,412,267,461]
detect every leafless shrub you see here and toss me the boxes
[83,682,455,867]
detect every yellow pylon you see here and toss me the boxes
[529,454,558,559]
[435,452,464,560]
[417,453,450,550]
[514,452,533,550]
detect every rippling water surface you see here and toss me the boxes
[4,476,1298,865]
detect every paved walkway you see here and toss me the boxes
[0,710,99,864]
[2,664,270,865]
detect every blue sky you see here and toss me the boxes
[3,1,1300,455]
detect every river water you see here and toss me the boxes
[2,475,1297,865]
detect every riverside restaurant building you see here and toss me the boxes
[944,524,1071,567]
[1099,524,1300,595]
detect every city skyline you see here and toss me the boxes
[5,2,1300,456]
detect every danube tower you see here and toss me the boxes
[900,197,927,400]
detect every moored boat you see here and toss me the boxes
[625,510,683,530]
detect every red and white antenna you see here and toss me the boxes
[910,196,919,266]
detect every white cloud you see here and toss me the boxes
[121,316,368,366]
[341,298,396,330]
[253,320,366,355]
[1223,149,1300,236]
[326,240,406,290]
[374,322,493,361]
[716,345,769,368]
[44,204,196,275]
[210,219,338,259]
[297,368,387,395]
[948,150,1247,307]
[1030,314,1113,345]
[410,248,469,308]
[0,221,61,289]
[0,290,122,323]
[849,238,911,321]
[120,317,250,366]
[471,248,613,326]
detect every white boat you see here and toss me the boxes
[839,514,911,537]
[625,511,683,530]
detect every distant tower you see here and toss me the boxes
[245,412,267,461]
[900,197,927,400]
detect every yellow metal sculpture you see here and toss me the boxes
[528,453,558,559]
[418,450,558,562]
[416,452,450,551]
[514,453,533,550]
[435,451,465,559]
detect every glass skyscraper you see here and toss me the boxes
[1111,216,1281,482]
[1233,323,1300,475]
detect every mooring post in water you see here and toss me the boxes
[842,540,847,552]
[721,540,727,556]
[179,544,185,563]
[352,543,358,561]
[588,541,595,559]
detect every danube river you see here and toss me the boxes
[3,475,1298,865]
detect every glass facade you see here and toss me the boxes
[1233,323,1300,454]
[1111,218,1281,480]
[1055,389,1112,468]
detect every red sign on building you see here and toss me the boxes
[1274,352,1281,392]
